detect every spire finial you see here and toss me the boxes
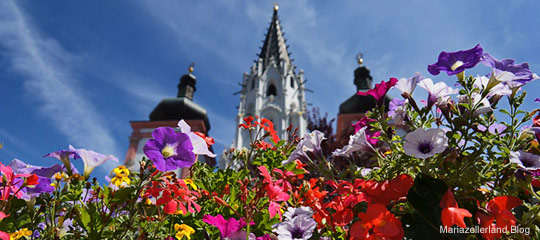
[356,53,364,65]
[273,2,279,12]
[188,62,195,73]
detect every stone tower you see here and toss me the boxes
[232,5,307,152]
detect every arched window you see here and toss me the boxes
[267,84,277,96]
[251,78,255,90]
[290,77,294,88]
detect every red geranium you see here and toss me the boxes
[475,196,522,240]
[439,190,472,229]
[359,174,413,205]
[350,204,404,240]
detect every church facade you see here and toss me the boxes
[232,6,308,150]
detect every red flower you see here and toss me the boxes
[439,190,472,229]
[360,174,413,205]
[239,116,254,129]
[533,114,540,127]
[350,204,404,240]
[143,176,201,215]
[357,78,398,106]
[194,132,215,146]
[475,196,522,240]
[0,163,38,200]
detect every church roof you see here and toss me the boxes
[149,71,211,130]
[258,6,291,70]
[339,64,390,114]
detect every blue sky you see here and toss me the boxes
[1,0,540,181]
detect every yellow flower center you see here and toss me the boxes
[451,60,464,71]
[161,145,176,158]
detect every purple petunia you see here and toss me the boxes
[388,98,407,125]
[8,159,63,199]
[477,123,507,135]
[481,53,539,88]
[333,126,375,157]
[273,214,317,240]
[143,127,195,172]
[44,150,77,174]
[418,78,458,107]
[428,44,483,76]
[509,151,540,172]
[284,130,325,165]
[69,145,118,177]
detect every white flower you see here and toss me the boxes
[457,92,492,116]
[403,128,448,159]
[473,75,511,97]
[283,206,314,220]
[396,72,424,95]
[332,127,375,157]
[418,78,458,106]
[177,120,216,158]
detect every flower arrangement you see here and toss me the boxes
[0,45,539,239]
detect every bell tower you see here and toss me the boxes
[230,4,308,155]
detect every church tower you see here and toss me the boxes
[232,4,307,151]
[124,65,215,176]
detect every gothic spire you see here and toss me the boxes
[258,4,291,70]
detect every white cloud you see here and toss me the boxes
[0,1,120,161]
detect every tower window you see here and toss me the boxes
[267,84,277,96]
[290,78,294,88]
[251,78,255,89]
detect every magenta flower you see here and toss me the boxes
[481,53,539,88]
[428,44,483,76]
[202,214,253,239]
[143,127,195,172]
[352,117,380,145]
[357,78,398,106]
[535,98,540,103]
[69,145,118,177]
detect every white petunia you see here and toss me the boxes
[403,128,448,159]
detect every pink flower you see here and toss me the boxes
[258,166,290,219]
[352,117,380,145]
[357,78,398,106]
